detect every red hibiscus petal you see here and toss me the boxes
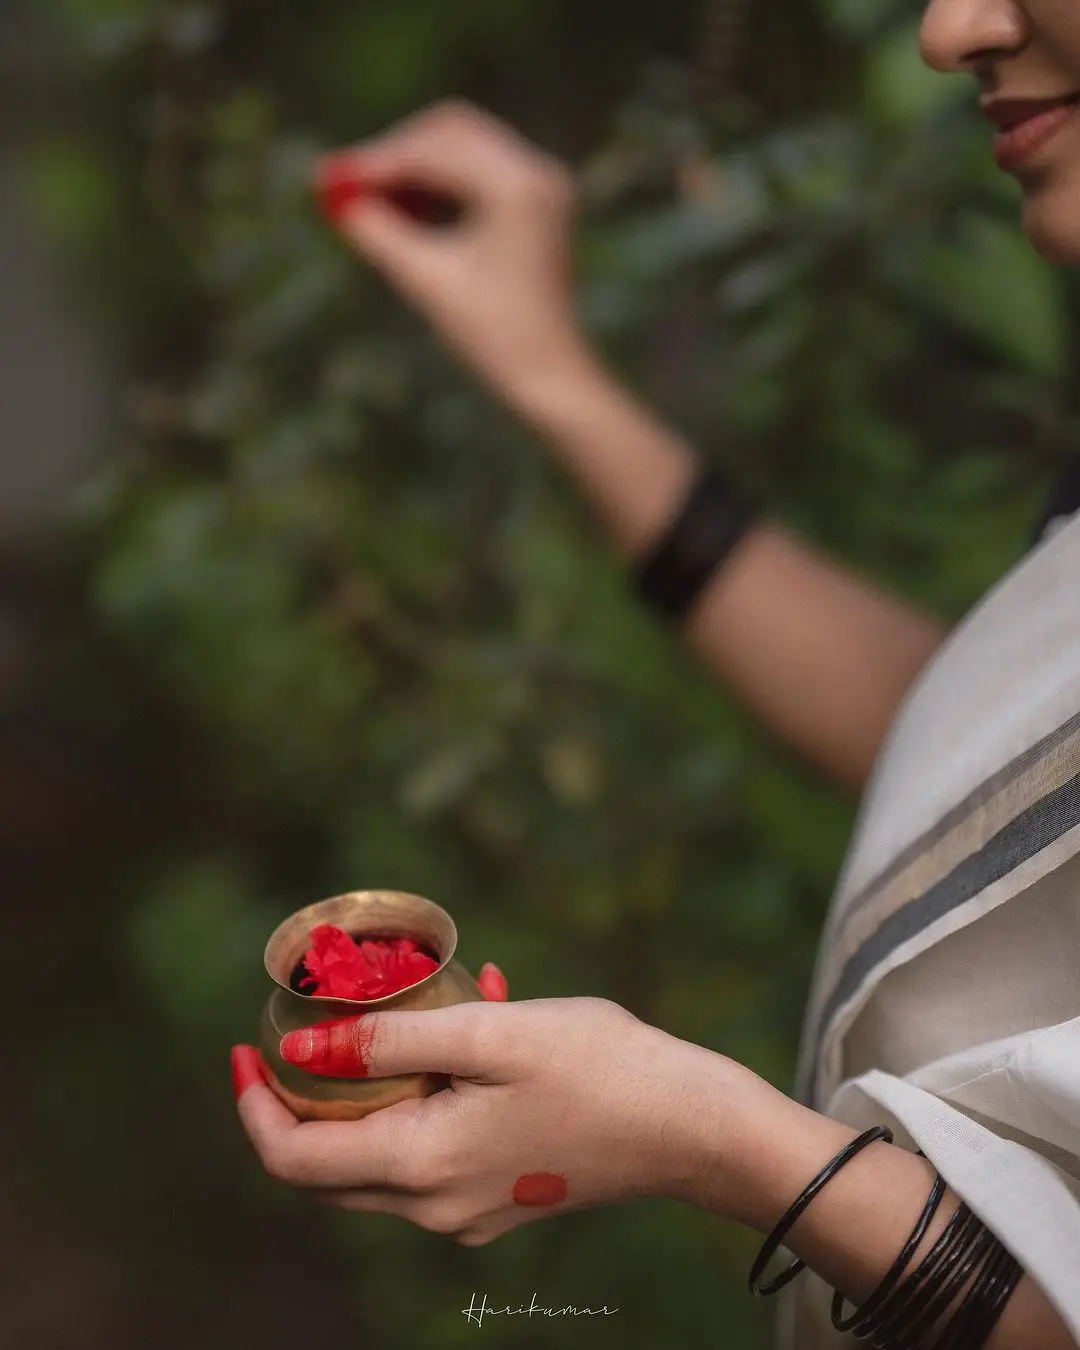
[300,925,438,1000]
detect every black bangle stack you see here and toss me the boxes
[748,1128,1024,1349]
[748,1127,895,1297]
[632,465,760,621]
[830,1170,949,1335]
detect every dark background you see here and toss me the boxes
[2,0,1078,1346]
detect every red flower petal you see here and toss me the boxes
[300,925,438,1000]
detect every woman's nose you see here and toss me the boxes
[920,0,1029,73]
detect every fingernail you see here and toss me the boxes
[279,1018,374,1078]
[280,1026,326,1066]
[314,154,368,225]
[478,962,509,1002]
[231,1044,268,1100]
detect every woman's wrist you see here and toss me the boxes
[643,1042,827,1228]
[503,353,702,558]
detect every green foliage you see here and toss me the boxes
[22,0,1080,1345]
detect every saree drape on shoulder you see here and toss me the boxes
[781,510,1080,1347]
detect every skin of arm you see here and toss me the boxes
[235,998,1074,1349]
[510,358,947,792]
[316,101,946,792]
[683,1082,1074,1349]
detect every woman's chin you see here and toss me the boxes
[1021,192,1080,267]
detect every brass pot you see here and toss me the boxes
[260,889,483,1121]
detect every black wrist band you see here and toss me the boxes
[632,465,760,621]
[748,1125,894,1299]
[831,1170,948,1333]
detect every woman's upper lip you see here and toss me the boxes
[980,93,1080,131]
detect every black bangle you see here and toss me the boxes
[854,1202,1023,1350]
[831,1170,948,1334]
[747,1125,894,1299]
[865,1204,982,1344]
[903,1218,999,1344]
[632,465,760,621]
[937,1240,1023,1350]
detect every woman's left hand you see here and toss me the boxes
[232,991,762,1246]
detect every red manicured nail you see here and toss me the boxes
[314,154,369,225]
[280,1017,374,1079]
[280,1026,324,1066]
[478,962,509,1002]
[231,1044,268,1100]
[512,1173,568,1208]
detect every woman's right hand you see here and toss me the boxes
[314,100,596,405]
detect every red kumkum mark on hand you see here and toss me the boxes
[512,1173,568,1208]
[279,1017,377,1079]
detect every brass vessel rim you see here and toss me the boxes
[263,889,459,1008]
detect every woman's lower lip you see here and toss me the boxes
[994,103,1079,172]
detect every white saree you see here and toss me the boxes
[780,509,1080,1347]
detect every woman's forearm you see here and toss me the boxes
[676,1065,1074,1349]
[507,356,946,792]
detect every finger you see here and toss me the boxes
[314,154,461,233]
[313,1188,480,1242]
[331,197,451,287]
[236,1079,406,1189]
[351,102,531,195]
[455,1214,522,1247]
[231,1043,271,1100]
[478,962,509,1002]
[310,1186,407,1213]
[314,138,478,219]
[279,1002,510,1082]
[318,101,551,217]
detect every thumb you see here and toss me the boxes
[335,196,446,280]
[313,155,448,276]
[279,1003,509,1082]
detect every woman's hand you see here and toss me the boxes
[233,994,767,1246]
[314,100,597,407]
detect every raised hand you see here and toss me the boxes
[313,100,594,407]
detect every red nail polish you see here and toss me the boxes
[280,1026,325,1066]
[280,1017,374,1079]
[314,155,368,225]
[478,963,509,1002]
[231,1044,268,1100]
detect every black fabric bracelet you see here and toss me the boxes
[831,1170,948,1334]
[747,1126,894,1299]
[632,465,760,621]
